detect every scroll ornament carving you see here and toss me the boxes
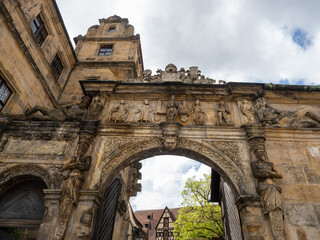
[179,139,243,191]
[109,100,129,122]
[208,141,242,171]
[135,99,153,123]
[239,99,255,124]
[255,97,320,128]
[216,101,234,126]
[102,137,139,161]
[100,138,160,185]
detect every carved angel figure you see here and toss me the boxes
[136,99,153,123]
[191,100,205,125]
[255,97,320,128]
[110,100,129,122]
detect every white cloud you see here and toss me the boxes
[130,156,211,211]
[55,0,320,85]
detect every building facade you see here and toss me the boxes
[0,0,320,240]
[134,207,180,240]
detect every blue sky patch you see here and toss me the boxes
[292,28,312,50]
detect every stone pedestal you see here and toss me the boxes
[37,189,61,240]
[66,190,102,240]
[236,195,268,240]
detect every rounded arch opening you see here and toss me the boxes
[99,141,245,199]
[0,176,47,239]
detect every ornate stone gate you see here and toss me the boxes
[1,65,320,239]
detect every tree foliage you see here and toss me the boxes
[174,174,224,240]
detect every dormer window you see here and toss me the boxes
[145,223,149,228]
[108,27,116,32]
[30,14,48,45]
[98,45,113,56]
[147,215,151,220]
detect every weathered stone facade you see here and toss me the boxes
[0,1,320,239]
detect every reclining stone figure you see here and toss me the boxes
[25,96,91,121]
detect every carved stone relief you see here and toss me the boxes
[109,99,129,123]
[53,121,98,240]
[87,96,104,120]
[100,138,245,197]
[255,97,320,128]
[246,127,285,240]
[239,99,255,124]
[135,99,153,123]
[24,95,91,122]
[160,122,181,150]
[191,100,205,125]
[207,141,243,171]
[216,101,234,126]
[136,64,222,84]
[166,95,179,122]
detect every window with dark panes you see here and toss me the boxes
[98,45,113,56]
[50,54,63,80]
[0,75,12,111]
[30,14,48,45]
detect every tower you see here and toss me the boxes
[59,15,144,103]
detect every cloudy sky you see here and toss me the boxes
[55,0,320,210]
[130,156,211,211]
[56,0,320,85]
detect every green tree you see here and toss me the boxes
[174,174,224,240]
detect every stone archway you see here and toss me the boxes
[98,137,247,198]
[85,136,248,240]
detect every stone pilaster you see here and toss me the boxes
[66,190,102,240]
[37,190,61,240]
[236,195,268,240]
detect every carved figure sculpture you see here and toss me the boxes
[255,97,320,128]
[87,96,103,120]
[239,99,255,124]
[249,135,285,240]
[166,95,179,122]
[136,99,152,123]
[25,96,91,121]
[142,69,152,82]
[54,126,96,240]
[54,155,91,240]
[191,100,205,125]
[258,178,284,240]
[110,100,129,122]
[216,101,234,126]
